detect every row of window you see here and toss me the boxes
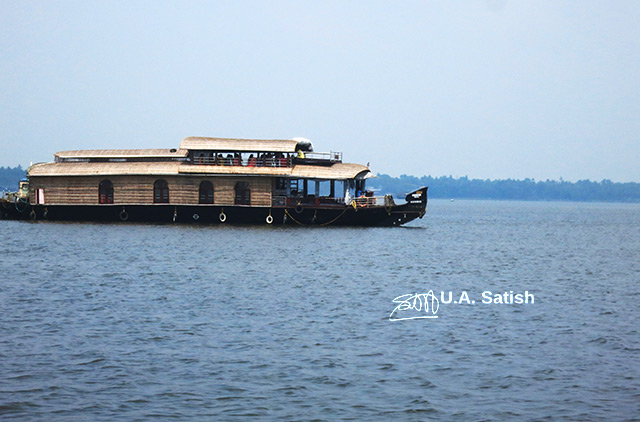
[98,180,251,205]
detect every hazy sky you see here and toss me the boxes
[1,1,639,181]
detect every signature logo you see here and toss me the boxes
[389,291,439,321]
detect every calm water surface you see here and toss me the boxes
[1,200,639,421]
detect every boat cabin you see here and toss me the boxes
[27,137,373,208]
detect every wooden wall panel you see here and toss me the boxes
[29,175,272,206]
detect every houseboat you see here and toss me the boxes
[0,136,427,226]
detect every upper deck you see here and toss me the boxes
[31,136,365,180]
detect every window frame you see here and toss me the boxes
[153,179,169,203]
[199,181,214,204]
[99,179,114,204]
[234,182,251,205]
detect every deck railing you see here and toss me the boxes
[351,195,395,208]
[272,196,287,207]
[191,151,342,166]
[271,195,393,208]
[352,196,382,207]
[192,156,293,167]
[302,151,342,162]
[272,196,347,207]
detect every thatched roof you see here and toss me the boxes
[180,163,370,180]
[55,149,188,159]
[180,137,300,153]
[29,161,183,177]
[291,163,370,180]
[29,161,370,180]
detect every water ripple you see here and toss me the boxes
[1,201,640,420]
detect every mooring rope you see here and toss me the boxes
[283,207,349,227]
[14,197,28,213]
[283,209,304,225]
[318,207,349,226]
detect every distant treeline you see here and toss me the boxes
[1,166,639,202]
[0,166,25,191]
[370,174,640,203]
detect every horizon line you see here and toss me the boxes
[0,164,639,185]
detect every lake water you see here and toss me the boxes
[1,199,639,421]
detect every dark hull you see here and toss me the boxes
[1,188,427,227]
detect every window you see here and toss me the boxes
[289,179,300,196]
[99,180,114,204]
[275,177,287,191]
[199,181,214,204]
[318,180,331,197]
[36,188,45,205]
[234,182,250,205]
[154,179,169,203]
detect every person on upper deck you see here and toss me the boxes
[277,153,287,167]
